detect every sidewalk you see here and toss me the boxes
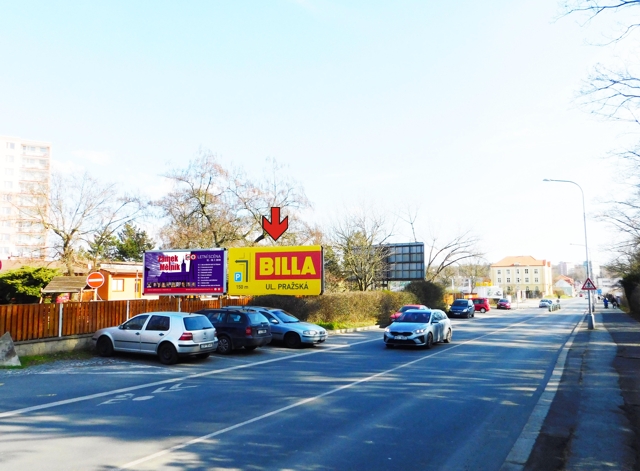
[519,309,640,470]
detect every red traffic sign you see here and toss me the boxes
[86,272,105,289]
[581,277,597,290]
[262,207,289,241]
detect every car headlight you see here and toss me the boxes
[303,330,318,336]
[414,328,426,334]
[384,327,390,333]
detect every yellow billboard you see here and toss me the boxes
[228,246,324,296]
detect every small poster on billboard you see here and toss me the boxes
[143,249,226,295]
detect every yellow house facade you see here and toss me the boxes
[97,262,158,301]
[490,255,553,298]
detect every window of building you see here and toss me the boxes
[516,269,520,274]
[4,182,12,189]
[39,147,48,153]
[5,156,13,163]
[497,269,501,275]
[506,269,511,275]
[516,277,520,283]
[524,269,529,274]
[497,278,502,283]
[525,277,529,283]
[506,277,511,283]
[1,234,10,241]
[534,277,539,282]
[1,208,10,215]
[5,169,12,177]
[112,279,124,291]
[6,143,14,149]
[534,269,539,274]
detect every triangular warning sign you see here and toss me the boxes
[582,277,597,290]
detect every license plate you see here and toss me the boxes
[394,335,407,340]
[200,343,213,349]
[258,329,266,335]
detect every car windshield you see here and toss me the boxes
[499,299,508,303]
[452,300,467,306]
[271,310,299,323]
[399,306,416,313]
[183,316,214,331]
[399,311,431,323]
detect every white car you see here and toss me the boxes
[539,299,554,308]
[384,309,452,349]
[93,312,218,365]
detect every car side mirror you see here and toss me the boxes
[119,325,125,330]
[271,319,279,324]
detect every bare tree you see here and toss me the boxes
[20,172,145,275]
[457,259,490,294]
[330,208,392,291]
[425,231,485,283]
[154,152,310,249]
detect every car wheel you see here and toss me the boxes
[424,333,433,349]
[472,312,475,318]
[216,335,232,355]
[284,332,302,349]
[158,343,178,365]
[96,336,114,357]
[195,352,210,360]
[481,308,486,313]
[244,346,258,351]
[444,329,452,343]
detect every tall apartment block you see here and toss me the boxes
[0,135,50,259]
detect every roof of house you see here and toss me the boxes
[99,262,143,275]
[41,276,90,293]
[556,274,575,284]
[491,256,550,268]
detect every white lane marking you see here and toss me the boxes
[152,383,197,393]
[117,315,579,470]
[0,340,369,419]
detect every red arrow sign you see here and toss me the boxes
[262,207,288,241]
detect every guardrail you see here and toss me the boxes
[0,297,251,342]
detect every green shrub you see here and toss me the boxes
[403,280,446,310]
[250,290,418,327]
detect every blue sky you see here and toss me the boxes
[0,0,634,269]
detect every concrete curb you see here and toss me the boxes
[330,325,382,334]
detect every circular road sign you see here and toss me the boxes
[86,272,105,289]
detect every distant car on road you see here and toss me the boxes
[496,298,511,310]
[93,312,218,365]
[448,299,475,318]
[384,309,452,349]
[539,299,554,308]
[195,308,272,354]
[471,298,491,313]
[389,304,428,324]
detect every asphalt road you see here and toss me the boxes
[0,299,588,471]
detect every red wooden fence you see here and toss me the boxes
[0,297,251,342]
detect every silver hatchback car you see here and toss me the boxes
[384,309,452,349]
[93,311,218,365]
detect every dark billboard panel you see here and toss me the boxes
[143,249,226,295]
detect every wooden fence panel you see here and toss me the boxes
[0,296,251,342]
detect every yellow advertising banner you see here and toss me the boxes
[228,246,324,296]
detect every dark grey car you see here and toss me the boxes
[195,308,272,354]
[448,299,475,318]
[241,307,327,348]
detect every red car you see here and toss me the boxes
[496,298,511,310]
[389,304,428,324]
[471,298,491,313]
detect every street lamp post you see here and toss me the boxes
[543,179,595,329]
